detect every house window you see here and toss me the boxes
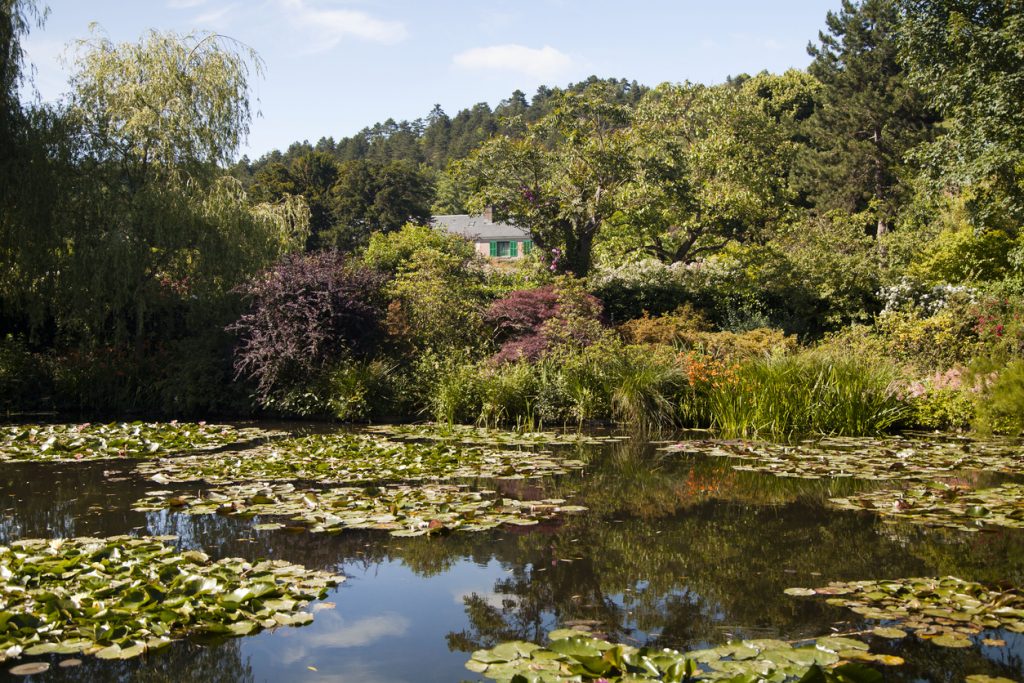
[490,241,512,257]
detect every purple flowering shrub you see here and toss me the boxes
[228,251,388,401]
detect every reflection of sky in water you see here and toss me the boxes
[242,558,510,682]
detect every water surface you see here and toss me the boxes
[1,430,1023,681]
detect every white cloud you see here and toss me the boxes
[193,4,238,27]
[278,612,411,664]
[453,44,572,79]
[279,0,408,51]
[168,0,207,8]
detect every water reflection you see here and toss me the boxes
[0,434,1022,681]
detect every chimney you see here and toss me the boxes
[482,205,493,222]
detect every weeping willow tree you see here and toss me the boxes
[2,28,308,349]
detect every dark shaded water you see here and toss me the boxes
[1,432,1023,682]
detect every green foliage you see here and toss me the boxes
[362,222,477,273]
[0,334,51,413]
[909,226,1014,284]
[797,0,936,233]
[974,359,1024,435]
[465,629,886,682]
[0,536,341,662]
[325,359,397,422]
[908,386,976,432]
[323,159,434,250]
[386,250,488,355]
[873,306,980,373]
[626,82,794,264]
[460,84,635,276]
[899,0,1024,228]
[709,350,910,438]
[618,308,796,360]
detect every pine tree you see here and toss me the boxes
[797,0,936,237]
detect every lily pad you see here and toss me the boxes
[0,422,277,463]
[0,536,343,663]
[8,662,49,675]
[870,627,907,639]
[793,576,1024,649]
[367,423,619,447]
[133,481,587,536]
[830,482,1024,531]
[466,631,887,682]
[137,432,587,485]
[663,435,1024,482]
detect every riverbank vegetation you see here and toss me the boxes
[2,0,1024,438]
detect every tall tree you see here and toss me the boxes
[623,82,794,264]
[798,0,937,237]
[250,150,338,249]
[899,0,1024,230]
[460,86,635,277]
[26,30,307,347]
[325,159,433,250]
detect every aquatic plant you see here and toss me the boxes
[0,536,342,662]
[0,422,274,462]
[465,628,892,682]
[829,482,1024,531]
[133,481,587,536]
[138,432,586,485]
[663,435,1024,481]
[786,576,1024,647]
[708,351,910,438]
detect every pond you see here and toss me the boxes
[0,423,1022,681]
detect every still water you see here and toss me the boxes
[0,430,1022,682]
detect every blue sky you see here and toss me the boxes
[23,1,841,159]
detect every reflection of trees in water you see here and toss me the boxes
[1,640,254,683]
[0,461,147,543]
[439,438,954,654]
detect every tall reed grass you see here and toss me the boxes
[709,351,910,438]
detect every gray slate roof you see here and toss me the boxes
[432,214,529,241]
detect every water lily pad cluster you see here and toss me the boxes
[0,536,343,662]
[0,422,273,463]
[829,482,1024,532]
[465,629,893,682]
[663,436,1024,481]
[786,576,1024,648]
[367,424,619,447]
[133,482,587,536]
[138,432,586,485]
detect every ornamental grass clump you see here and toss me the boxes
[710,351,910,438]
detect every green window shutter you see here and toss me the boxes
[489,241,497,257]
[523,240,533,255]
[510,241,518,257]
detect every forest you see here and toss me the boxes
[2,0,1023,438]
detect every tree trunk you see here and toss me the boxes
[565,227,594,278]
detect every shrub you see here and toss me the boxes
[0,335,52,413]
[908,227,1014,285]
[386,249,488,355]
[588,259,692,323]
[363,223,478,274]
[228,251,388,405]
[874,307,980,374]
[973,359,1024,435]
[619,308,795,361]
[487,278,605,363]
[600,343,686,433]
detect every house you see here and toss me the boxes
[432,207,533,259]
